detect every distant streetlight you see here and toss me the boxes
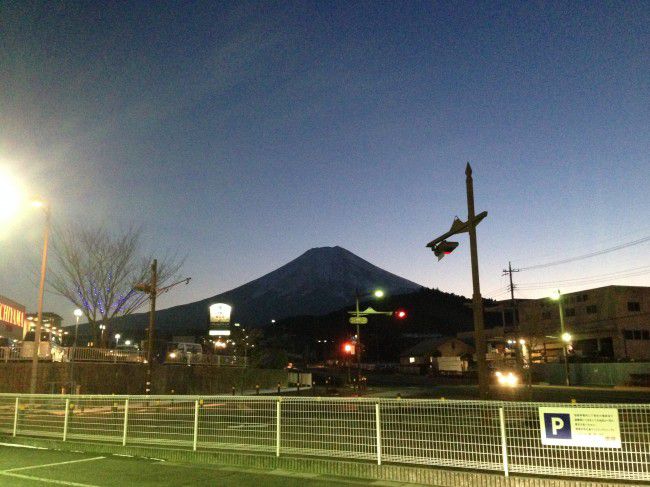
[124,340,132,346]
[29,197,51,395]
[350,289,388,388]
[115,333,121,346]
[550,289,571,386]
[69,308,83,393]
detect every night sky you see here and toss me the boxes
[1,1,649,323]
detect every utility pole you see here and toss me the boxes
[146,259,157,395]
[465,164,489,399]
[135,260,157,395]
[502,262,520,331]
[503,262,527,386]
[134,262,190,396]
[425,163,489,399]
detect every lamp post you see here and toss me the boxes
[115,333,121,347]
[29,199,51,395]
[70,308,83,393]
[551,290,570,386]
[351,289,385,389]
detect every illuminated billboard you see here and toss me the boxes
[0,295,26,339]
[208,303,232,336]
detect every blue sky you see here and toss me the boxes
[1,1,649,321]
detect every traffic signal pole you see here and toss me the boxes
[465,164,489,399]
[355,294,361,390]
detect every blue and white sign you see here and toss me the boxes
[538,407,621,448]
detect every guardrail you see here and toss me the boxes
[164,354,246,367]
[0,346,245,366]
[0,346,144,363]
[0,394,647,482]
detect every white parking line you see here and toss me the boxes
[4,456,105,472]
[0,471,100,486]
[0,442,47,449]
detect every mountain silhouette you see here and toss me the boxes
[108,246,423,337]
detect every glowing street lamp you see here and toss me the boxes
[550,289,571,386]
[115,333,121,346]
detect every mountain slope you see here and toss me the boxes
[109,246,423,336]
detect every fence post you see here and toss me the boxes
[63,398,70,441]
[12,397,19,437]
[375,402,382,465]
[498,407,509,477]
[275,399,281,457]
[193,399,199,451]
[122,399,129,446]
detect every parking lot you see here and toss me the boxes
[0,444,389,487]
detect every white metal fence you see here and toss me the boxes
[0,347,245,366]
[0,394,647,482]
[164,354,246,367]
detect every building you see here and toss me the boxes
[0,295,26,340]
[25,312,65,342]
[517,285,650,361]
[400,337,474,374]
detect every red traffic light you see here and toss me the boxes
[395,309,407,319]
[432,240,459,261]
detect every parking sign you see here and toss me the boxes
[538,407,621,448]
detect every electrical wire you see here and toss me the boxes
[519,235,650,271]
[515,265,650,291]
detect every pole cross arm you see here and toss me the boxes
[426,211,488,248]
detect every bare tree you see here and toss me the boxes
[48,223,183,347]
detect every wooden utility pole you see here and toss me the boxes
[145,259,157,395]
[503,262,520,330]
[465,163,489,399]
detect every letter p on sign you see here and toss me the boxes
[551,417,564,435]
[544,413,571,440]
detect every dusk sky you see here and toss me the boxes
[1,1,649,323]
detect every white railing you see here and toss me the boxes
[0,347,21,362]
[0,345,144,363]
[66,347,145,363]
[164,354,247,367]
[0,394,648,482]
[1,345,245,366]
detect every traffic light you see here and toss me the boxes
[431,240,459,261]
[395,309,407,319]
[342,342,355,354]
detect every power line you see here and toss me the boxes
[519,235,650,271]
[516,265,650,290]
[511,226,650,266]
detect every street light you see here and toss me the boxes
[550,289,571,386]
[115,333,121,347]
[29,198,51,395]
[350,288,387,389]
[69,308,83,393]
